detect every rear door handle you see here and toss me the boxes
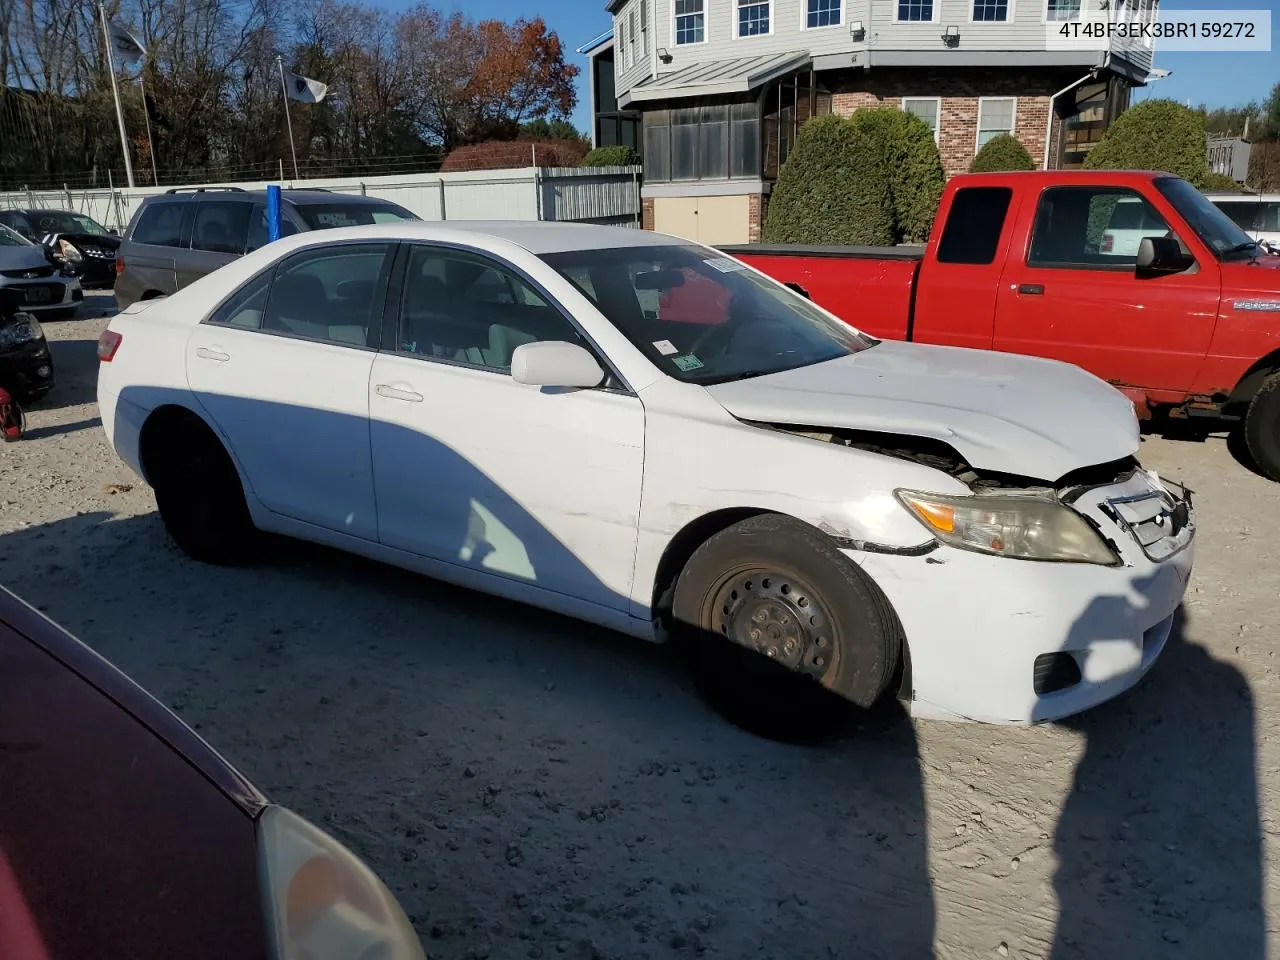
[375,383,424,403]
[195,346,230,362]
[1016,283,1045,296]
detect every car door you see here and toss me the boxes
[368,243,645,612]
[185,240,396,540]
[994,183,1220,393]
[181,199,254,287]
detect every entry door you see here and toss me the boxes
[185,241,396,540]
[994,184,1219,392]
[369,244,645,612]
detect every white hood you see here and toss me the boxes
[705,340,1139,482]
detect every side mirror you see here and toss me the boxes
[510,341,605,389]
[1136,236,1194,275]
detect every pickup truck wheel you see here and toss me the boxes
[671,514,903,742]
[1244,372,1280,482]
[150,428,255,565]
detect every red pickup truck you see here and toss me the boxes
[718,170,1280,481]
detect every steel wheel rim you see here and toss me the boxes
[704,566,840,688]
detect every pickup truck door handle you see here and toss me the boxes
[375,383,424,403]
[1016,283,1045,296]
[195,346,230,362]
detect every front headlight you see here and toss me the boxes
[258,805,427,960]
[57,239,82,262]
[895,489,1120,565]
[0,317,43,350]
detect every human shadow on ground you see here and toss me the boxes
[1051,601,1263,958]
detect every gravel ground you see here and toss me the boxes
[2,298,1278,960]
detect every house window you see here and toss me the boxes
[629,10,638,65]
[806,0,840,28]
[902,98,940,142]
[972,0,1008,21]
[640,1,649,55]
[896,0,934,21]
[1046,0,1081,20]
[977,97,1016,151]
[619,20,629,68]
[739,0,770,36]
[643,102,761,182]
[675,0,706,43]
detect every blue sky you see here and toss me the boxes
[380,0,1277,135]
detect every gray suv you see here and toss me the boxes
[113,187,419,309]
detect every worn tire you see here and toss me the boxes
[151,425,255,565]
[1244,371,1280,483]
[671,513,903,743]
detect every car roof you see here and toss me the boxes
[261,219,691,255]
[145,189,404,206]
[0,582,268,813]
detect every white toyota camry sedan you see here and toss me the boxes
[96,220,1195,739]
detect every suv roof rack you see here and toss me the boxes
[163,186,247,194]
[286,187,332,192]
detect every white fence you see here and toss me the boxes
[0,164,644,234]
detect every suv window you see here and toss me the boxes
[132,202,188,247]
[246,205,301,253]
[0,212,36,240]
[294,202,417,229]
[1027,186,1174,268]
[398,245,582,372]
[937,186,1013,265]
[191,201,253,254]
[259,243,394,348]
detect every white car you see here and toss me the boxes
[95,221,1196,738]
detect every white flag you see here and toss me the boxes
[107,19,147,67]
[285,71,328,103]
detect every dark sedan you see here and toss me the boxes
[0,209,120,288]
[0,582,427,960]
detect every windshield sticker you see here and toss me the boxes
[671,354,704,372]
[652,339,678,356]
[703,257,746,274]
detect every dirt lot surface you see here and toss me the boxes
[2,301,1277,959]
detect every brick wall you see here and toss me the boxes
[641,197,654,231]
[748,193,765,242]
[829,67,1074,179]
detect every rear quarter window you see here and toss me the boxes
[936,186,1014,265]
[131,202,187,247]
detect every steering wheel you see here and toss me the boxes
[686,316,787,361]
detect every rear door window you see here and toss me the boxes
[131,202,188,247]
[259,243,396,348]
[191,201,253,254]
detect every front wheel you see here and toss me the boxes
[671,514,904,742]
[1244,371,1280,482]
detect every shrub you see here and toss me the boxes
[849,107,945,244]
[440,138,589,172]
[969,133,1036,174]
[580,145,640,167]
[1202,171,1245,191]
[761,114,894,245]
[1084,98,1210,187]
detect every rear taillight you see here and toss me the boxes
[1100,233,1114,252]
[114,254,125,275]
[97,330,122,362]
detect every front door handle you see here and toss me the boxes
[375,383,424,403]
[195,346,230,362]
[1016,283,1045,296]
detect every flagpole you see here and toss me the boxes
[139,74,159,186]
[100,1,136,188]
[277,56,300,181]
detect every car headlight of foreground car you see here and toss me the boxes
[894,489,1121,565]
[258,805,427,960]
[0,317,44,350]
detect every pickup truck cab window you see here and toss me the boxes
[1153,176,1260,260]
[1027,186,1179,269]
[541,244,872,385]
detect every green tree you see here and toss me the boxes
[848,107,945,243]
[580,145,639,166]
[1084,98,1210,187]
[761,114,894,245]
[969,133,1036,173]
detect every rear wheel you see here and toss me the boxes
[1244,372,1280,482]
[671,514,903,743]
[147,421,255,565]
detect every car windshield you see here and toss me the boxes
[539,244,874,384]
[294,202,418,229]
[34,211,111,236]
[1154,177,1259,259]
[0,224,31,247]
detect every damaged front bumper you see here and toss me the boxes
[848,466,1195,725]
